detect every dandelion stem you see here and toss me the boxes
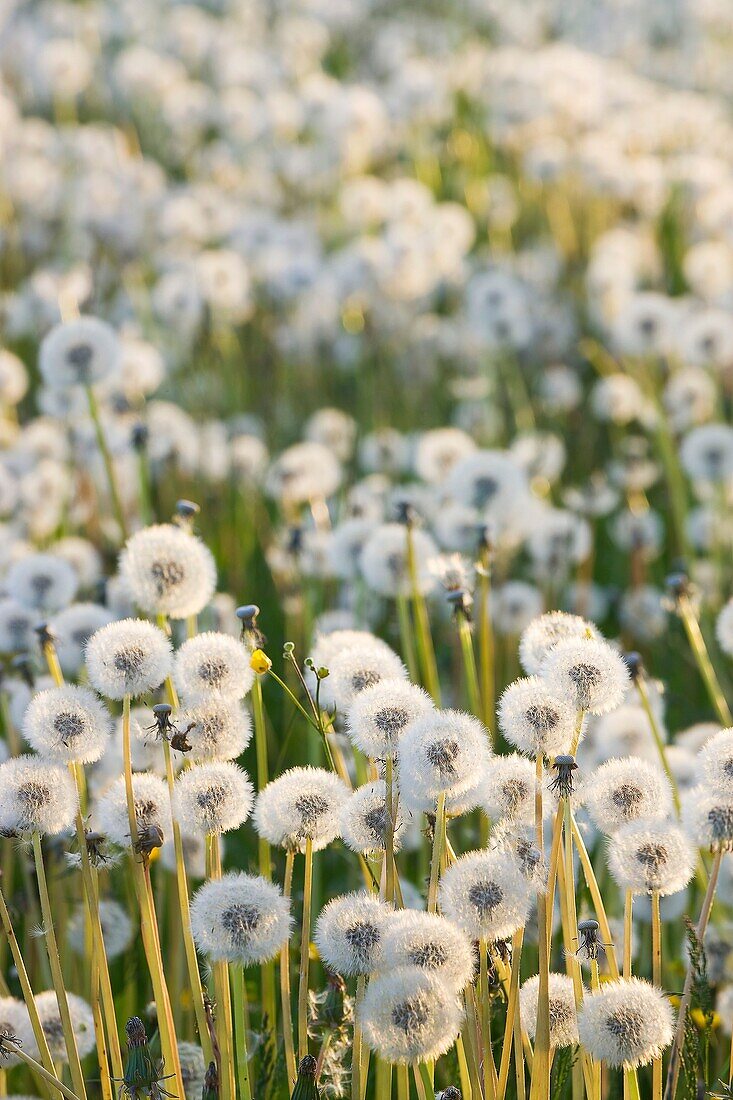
[651,890,663,1100]
[477,545,496,734]
[205,835,235,1100]
[84,384,128,541]
[251,674,277,1045]
[5,1041,82,1100]
[396,595,419,684]
[569,811,620,979]
[405,524,441,704]
[416,1061,436,1099]
[230,964,253,1100]
[298,836,314,1061]
[457,612,482,721]
[31,831,88,1100]
[384,753,396,905]
[678,593,732,726]
[530,753,550,1100]
[498,928,524,1100]
[479,940,498,1100]
[281,850,297,1087]
[427,792,446,914]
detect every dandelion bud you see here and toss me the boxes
[437,1090,462,1100]
[345,679,434,760]
[608,819,696,896]
[382,911,474,993]
[95,772,172,849]
[581,758,673,834]
[173,761,254,836]
[39,316,120,389]
[190,872,291,965]
[577,978,674,1069]
[539,637,630,715]
[439,848,534,942]
[359,966,462,1064]
[314,892,391,976]
[498,677,577,758]
[519,611,600,675]
[22,684,112,764]
[254,766,349,852]
[398,709,491,808]
[0,755,77,836]
[519,974,579,1049]
[119,524,216,620]
[174,632,254,703]
[85,619,172,700]
[291,1055,319,1100]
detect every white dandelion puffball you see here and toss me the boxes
[315,639,408,715]
[119,524,217,620]
[519,612,600,676]
[48,603,113,676]
[439,848,534,941]
[0,755,77,836]
[265,441,342,505]
[680,423,733,485]
[0,997,31,1065]
[339,780,405,856]
[479,754,538,827]
[683,785,733,851]
[398,709,491,806]
[359,966,462,1065]
[697,728,733,795]
[173,761,254,836]
[39,316,120,389]
[581,758,673,835]
[174,632,254,703]
[491,582,544,638]
[608,819,696,896]
[95,772,172,848]
[314,891,392,976]
[6,553,78,614]
[716,599,733,658]
[85,619,172,700]
[68,899,133,960]
[253,766,350,852]
[540,637,630,715]
[22,684,112,764]
[519,973,578,1048]
[359,522,438,598]
[24,991,96,1061]
[177,1042,206,1099]
[577,978,674,1069]
[382,910,474,992]
[498,677,578,758]
[190,872,291,965]
[345,679,434,759]
[445,449,528,516]
[178,700,253,762]
[0,597,40,653]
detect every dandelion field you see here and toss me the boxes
[5,4,733,1100]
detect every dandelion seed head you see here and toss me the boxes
[94,771,171,848]
[479,753,538,826]
[608,818,696,896]
[439,848,534,941]
[540,637,630,715]
[398,709,491,807]
[498,677,577,758]
[173,761,254,836]
[359,523,438,599]
[315,892,391,976]
[0,754,77,836]
[359,966,462,1064]
[190,872,291,965]
[339,780,405,856]
[683,785,733,851]
[577,978,674,1069]
[581,758,672,834]
[519,973,578,1048]
[68,899,133,960]
[119,524,217,620]
[254,766,349,852]
[0,999,31,1066]
[85,618,172,700]
[0,597,39,654]
[382,910,474,992]
[519,611,600,676]
[22,684,112,764]
[177,700,252,762]
[6,553,78,614]
[21,991,96,1062]
[697,728,733,796]
[39,316,120,389]
[48,603,113,676]
[345,679,433,759]
[174,632,254,704]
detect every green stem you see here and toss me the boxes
[230,964,253,1100]
[298,837,314,1061]
[679,594,732,725]
[85,384,128,541]
[427,792,446,914]
[5,1042,82,1100]
[396,595,419,683]
[281,851,297,1088]
[458,613,482,720]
